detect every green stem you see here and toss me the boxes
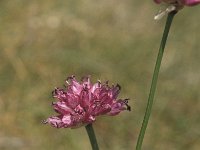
[136,11,176,150]
[85,124,99,150]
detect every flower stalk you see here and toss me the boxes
[85,124,99,150]
[136,11,176,150]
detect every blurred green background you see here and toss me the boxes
[0,0,200,150]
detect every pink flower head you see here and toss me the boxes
[182,0,200,6]
[43,75,131,128]
[154,0,200,20]
[154,0,200,6]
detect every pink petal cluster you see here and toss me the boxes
[154,0,200,6]
[183,0,200,6]
[43,75,131,128]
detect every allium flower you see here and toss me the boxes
[154,0,200,6]
[183,0,200,6]
[43,75,131,128]
[154,0,200,20]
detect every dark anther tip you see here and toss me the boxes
[116,84,121,90]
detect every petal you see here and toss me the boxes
[107,100,128,116]
[90,81,101,93]
[52,101,73,115]
[67,76,83,95]
[62,115,73,125]
[52,88,67,101]
[44,115,64,128]
[91,104,111,116]
[108,84,121,99]
[182,0,200,6]
[65,93,80,109]
[81,76,92,89]
[79,90,91,108]
[154,0,162,3]
[44,115,76,128]
[84,114,96,124]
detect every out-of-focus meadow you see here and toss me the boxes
[0,0,200,150]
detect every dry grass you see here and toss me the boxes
[0,1,200,150]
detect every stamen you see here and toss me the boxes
[127,105,131,111]
[52,102,56,105]
[42,120,48,124]
[123,99,131,111]
[65,80,70,85]
[116,84,121,90]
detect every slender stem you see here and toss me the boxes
[85,124,99,150]
[136,11,176,150]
